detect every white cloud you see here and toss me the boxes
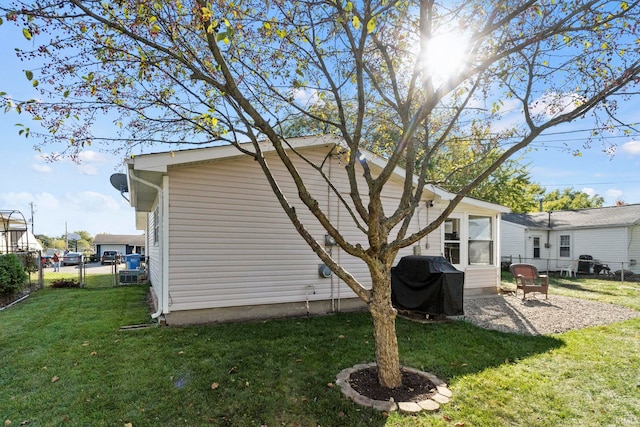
[606,188,623,199]
[66,191,121,213]
[530,92,585,119]
[0,191,35,207]
[293,88,320,106]
[78,164,98,175]
[620,140,640,156]
[31,163,53,173]
[78,150,107,163]
[581,187,596,196]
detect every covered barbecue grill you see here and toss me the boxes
[391,255,465,317]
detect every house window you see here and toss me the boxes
[468,215,493,265]
[443,218,460,264]
[153,207,159,245]
[559,235,571,257]
[533,237,540,259]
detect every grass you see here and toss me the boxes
[1,280,639,426]
[41,270,121,289]
[501,271,640,311]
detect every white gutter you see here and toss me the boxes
[128,170,165,320]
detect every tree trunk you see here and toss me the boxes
[369,264,402,388]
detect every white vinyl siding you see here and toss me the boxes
[161,146,497,312]
[147,204,162,300]
[500,221,526,261]
[562,227,627,271]
[166,149,368,311]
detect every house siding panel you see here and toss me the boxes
[166,149,370,312]
[147,205,162,302]
[559,227,627,271]
[500,221,526,261]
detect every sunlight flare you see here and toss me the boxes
[421,32,470,87]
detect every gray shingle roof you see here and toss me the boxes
[502,204,640,230]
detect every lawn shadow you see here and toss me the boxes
[552,280,623,297]
[395,312,565,382]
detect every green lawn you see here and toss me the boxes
[1,280,639,426]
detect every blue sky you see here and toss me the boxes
[0,40,139,237]
[1,22,640,239]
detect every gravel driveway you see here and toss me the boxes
[462,293,640,335]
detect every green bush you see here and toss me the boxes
[50,278,80,288]
[0,253,28,297]
[15,251,38,273]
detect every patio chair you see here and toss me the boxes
[560,259,579,278]
[509,263,549,300]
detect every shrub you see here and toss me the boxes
[0,253,28,297]
[50,278,80,288]
[15,251,38,274]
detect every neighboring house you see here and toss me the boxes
[501,204,640,274]
[126,135,509,325]
[1,210,42,253]
[93,233,146,257]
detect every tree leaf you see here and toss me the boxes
[25,70,33,81]
[352,15,360,30]
[22,28,32,40]
[367,18,376,34]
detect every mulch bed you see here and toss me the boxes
[349,366,436,402]
[0,290,30,310]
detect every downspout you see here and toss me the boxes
[546,211,552,272]
[129,171,165,320]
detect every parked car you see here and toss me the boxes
[101,251,122,265]
[62,252,83,266]
[41,256,52,268]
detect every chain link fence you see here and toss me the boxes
[40,252,147,289]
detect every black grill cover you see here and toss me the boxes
[391,256,464,316]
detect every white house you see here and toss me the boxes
[126,135,509,325]
[501,205,640,274]
[93,233,146,257]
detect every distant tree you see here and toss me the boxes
[73,230,93,252]
[2,0,640,389]
[426,135,545,212]
[542,188,604,211]
[34,234,52,249]
[49,239,66,251]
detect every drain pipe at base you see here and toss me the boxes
[128,171,165,320]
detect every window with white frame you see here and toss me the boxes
[443,218,461,264]
[468,215,493,265]
[533,236,541,259]
[559,234,571,257]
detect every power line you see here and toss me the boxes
[539,180,640,188]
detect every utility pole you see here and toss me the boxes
[29,202,35,234]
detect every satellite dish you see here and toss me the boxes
[110,173,129,192]
[110,173,130,202]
